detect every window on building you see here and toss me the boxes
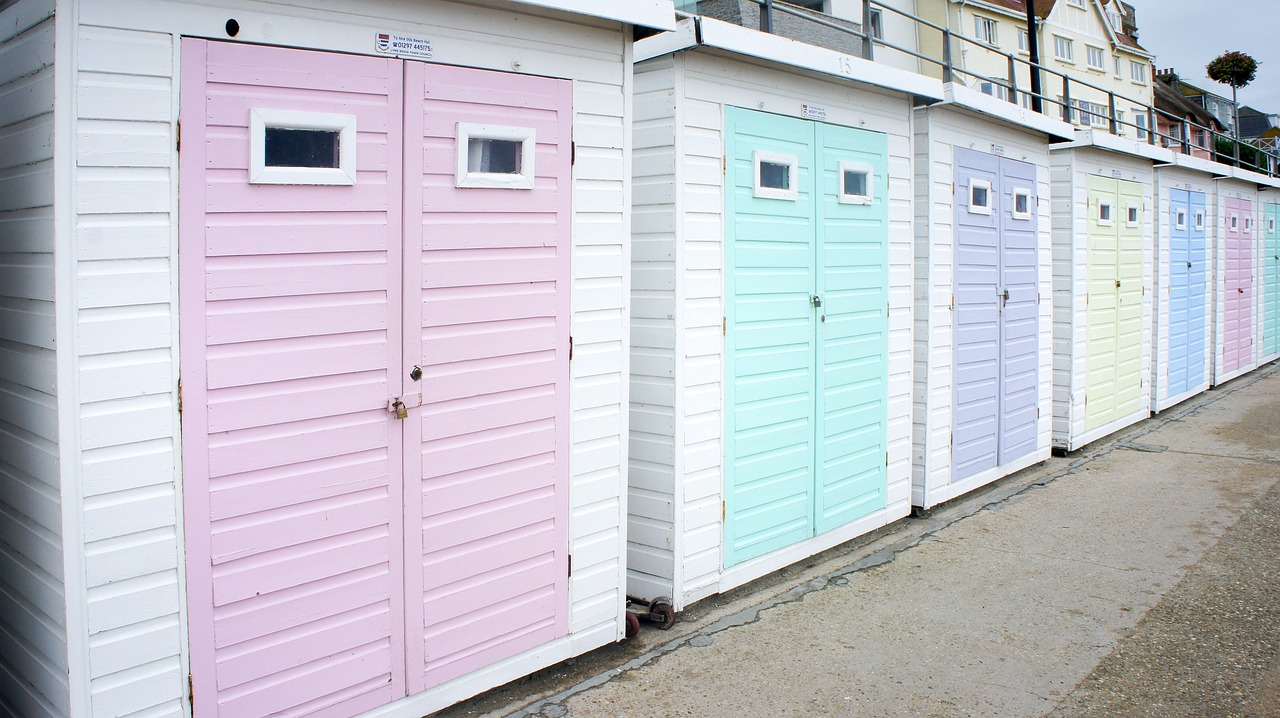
[1087,46,1106,71]
[868,8,883,39]
[975,16,998,45]
[1107,11,1123,30]
[1130,61,1147,83]
[1098,200,1114,225]
[1054,36,1073,62]
[1071,99,1111,128]
[979,81,1012,101]
[1067,0,1084,6]
[1017,28,1028,52]
[1114,56,1122,76]
[969,179,993,215]
[1135,111,1149,140]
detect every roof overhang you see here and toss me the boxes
[938,83,1077,140]
[1051,128,1177,162]
[509,0,676,31]
[636,15,946,101]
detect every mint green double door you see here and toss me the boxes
[723,107,889,567]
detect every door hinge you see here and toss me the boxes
[950,293,954,311]
[177,378,183,414]
[721,500,726,521]
[175,119,181,152]
[885,451,889,466]
[187,673,194,706]
[569,335,574,361]
[568,554,572,577]
[723,155,727,174]
[571,142,576,166]
[723,316,727,335]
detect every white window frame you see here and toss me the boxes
[1244,216,1253,233]
[1017,28,1028,53]
[1012,188,1033,220]
[1269,217,1277,233]
[1194,210,1206,231]
[838,161,875,205]
[1086,45,1106,71]
[249,108,357,185]
[1053,36,1073,62]
[1175,208,1187,230]
[979,81,1012,101]
[1067,0,1084,6]
[1125,204,1140,228]
[753,150,799,201]
[968,178,993,216]
[1135,111,1149,140]
[1114,56,1122,77]
[868,8,883,39]
[1130,61,1147,84]
[974,16,998,46]
[1098,199,1114,226]
[1230,214,1239,231]
[455,123,537,189]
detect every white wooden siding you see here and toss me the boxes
[910,108,1054,508]
[66,1,634,714]
[0,3,67,717]
[1151,166,1214,412]
[628,56,681,601]
[1049,147,1155,451]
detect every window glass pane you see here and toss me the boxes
[468,138,523,174]
[1195,212,1205,229]
[1176,210,1187,228]
[1015,193,1029,215]
[1128,206,1140,223]
[760,161,791,190]
[1099,203,1112,222]
[265,128,340,168]
[843,170,868,197]
[972,185,989,208]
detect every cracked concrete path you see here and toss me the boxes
[439,364,1280,718]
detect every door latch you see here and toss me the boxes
[812,294,823,308]
[1115,280,1122,288]
[1001,288,1010,306]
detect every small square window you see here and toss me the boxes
[1194,211,1206,231]
[1269,218,1277,233]
[1175,209,1187,230]
[250,109,357,185]
[1230,214,1239,231]
[968,179,993,215]
[753,150,799,201]
[1098,200,1113,225]
[1126,204,1140,227]
[1244,216,1253,232]
[838,161,874,205]
[456,123,536,189]
[1012,188,1032,219]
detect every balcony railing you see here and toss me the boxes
[678,0,1280,178]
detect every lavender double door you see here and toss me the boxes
[179,41,572,717]
[952,149,1038,480]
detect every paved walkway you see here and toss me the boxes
[441,363,1280,718]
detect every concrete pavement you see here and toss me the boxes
[440,362,1280,718]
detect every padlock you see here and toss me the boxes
[392,400,408,420]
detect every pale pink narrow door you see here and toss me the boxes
[179,40,407,717]
[1224,197,1253,373]
[402,63,573,691]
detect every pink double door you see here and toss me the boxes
[1223,197,1254,374]
[179,40,572,717]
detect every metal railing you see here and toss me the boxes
[686,0,1280,178]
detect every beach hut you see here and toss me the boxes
[1259,192,1280,364]
[1214,177,1261,384]
[909,96,1073,509]
[1049,134,1164,452]
[1151,157,1216,412]
[0,1,673,716]
[626,13,940,612]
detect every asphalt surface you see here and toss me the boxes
[438,362,1280,718]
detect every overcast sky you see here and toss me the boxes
[1134,0,1280,111]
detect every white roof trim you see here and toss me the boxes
[1051,127,1177,162]
[941,83,1077,140]
[683,16,946,100]
[508,0,676,30]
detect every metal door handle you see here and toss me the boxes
[1239,287,1245,294]
[1001,288,1010,305]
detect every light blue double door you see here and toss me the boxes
[1167,189,1207,397]
[723,107,888,567]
